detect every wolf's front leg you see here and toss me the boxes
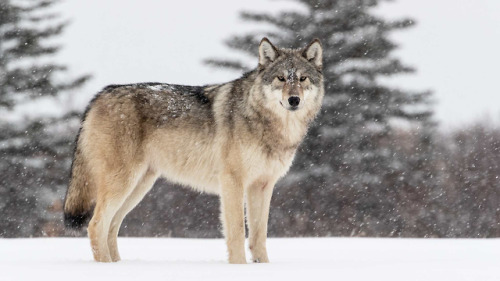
[219,171,246,264]
[246,179,275,263]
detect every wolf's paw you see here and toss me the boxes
[250,247,269,263]
[252,256,270,263]
[111,256,121,262]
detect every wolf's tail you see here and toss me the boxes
[63,129,96,230]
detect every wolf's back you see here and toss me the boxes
[63,127,96,230]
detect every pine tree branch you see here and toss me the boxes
[25,13,59,23]
[3,22,66,40]
[55,74,92,91]
[18,0,59,13]
[332,58,415,77]
[5,45,60,59]
[4,65,66,95]
[203,59,250,72]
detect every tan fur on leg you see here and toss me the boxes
[88,202,112,262]
[246,178,275,263]
[108,169,158,262]
[87,168,142,262]
[88,199,120,262]
[219,170,247,264]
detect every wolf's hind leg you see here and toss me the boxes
[108,168,158,262]
[246,179,275,263]
[87,170,140,262]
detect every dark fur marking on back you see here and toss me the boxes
[174,84,210,105]
[103,82,162,91]
[104,83,210,105]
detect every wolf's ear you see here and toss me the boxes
[259,37,279,67]
[302,39,323,70]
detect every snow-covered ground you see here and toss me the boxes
[1,238,499,281]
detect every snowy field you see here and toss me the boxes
[1,238,499,281]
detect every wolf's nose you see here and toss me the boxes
[288,96,300,107]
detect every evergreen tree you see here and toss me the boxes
[0,0,89,108]
[0,0,89,237]
[206,0,436,236]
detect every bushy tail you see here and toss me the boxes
[63,132,95,230]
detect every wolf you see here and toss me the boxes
[63,38,324,264]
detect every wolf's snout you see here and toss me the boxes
[288,96,300,107]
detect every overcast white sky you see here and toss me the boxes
[375,0,500,127]
[14,0,500,128]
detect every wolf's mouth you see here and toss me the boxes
[280,101,300,111]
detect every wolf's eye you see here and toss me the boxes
[277,76,285,82]
[300,76,308,82]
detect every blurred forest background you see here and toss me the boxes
[1,0,500,238]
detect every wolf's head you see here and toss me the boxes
[256,37,324,112]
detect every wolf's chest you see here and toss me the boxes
[240,142,296,185]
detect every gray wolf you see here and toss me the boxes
[63,38,324,263]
